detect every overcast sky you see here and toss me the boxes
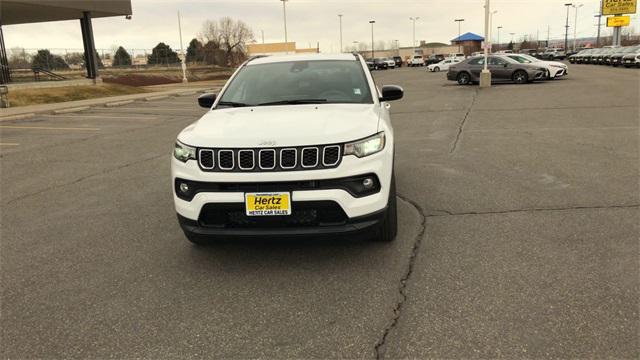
[4,0,638,54]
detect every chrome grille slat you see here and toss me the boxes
[322,145,341,166]
[301,147,319,168]
[280,148,297,169]
[218,150,234,170]
[199,149,215,169]
[238,150,255,170]
[259,149,276,170]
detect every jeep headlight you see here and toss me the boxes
[174,140,196,162]
[344,132,386,158]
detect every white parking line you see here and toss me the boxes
[0,125,100,131]
[41,115,158,120]
[0,143,20,146]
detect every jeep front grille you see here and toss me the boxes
[197,145,343,172]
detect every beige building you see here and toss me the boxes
[247,42,319,56]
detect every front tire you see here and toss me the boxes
[375,174,397,242]
[457,72,471,85]
[513,70,528,84]
[433,66,440,72]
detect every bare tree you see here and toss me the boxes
[199,17,254,66]
[8,48,31,68]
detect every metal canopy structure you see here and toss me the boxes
[0,0,132,84]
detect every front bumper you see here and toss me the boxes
[172,143,394,228]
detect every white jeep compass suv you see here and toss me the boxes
[171,53,404,244]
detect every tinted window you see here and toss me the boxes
[488,57,507,65]
[468,57,485,65]
[219,60,373,106]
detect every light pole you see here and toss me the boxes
[177,10,187,83]
[395,39,400,56]
[564,3,573,52]
[454,19,465,54]
[369,20,375,59]
[488,10,497,53]
[410,17,420,54]
[497,26,502,51]
[261,30,265,44]
[480,0,491,88]
[509,32,515,49]
[572,4,583,51]
[281,0,289,46]
[338,14,343,53]
[595,13,602,47]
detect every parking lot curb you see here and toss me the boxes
[0,113,36,122]
[53,106,91,114]
[144,95,170,101]
[104,100,135,107]
[177,91,197,96]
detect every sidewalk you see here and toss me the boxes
[0,80,226,121]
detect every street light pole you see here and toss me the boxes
[564,3,573,52]
[480,0,491,88]
[489,10,497,53]
[572,4,583,51]
[454,19,464,54]
[177,10,187,83]
[369,20,375,59]
[497,26,502,51]
[281,0,289,46]
[338,14,343,53]
[410,17,420,54]
[595,14,602,47]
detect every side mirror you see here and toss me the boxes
[198,93,216,108]
[380,85,404,102]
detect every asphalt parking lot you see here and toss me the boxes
[1,64,638,358]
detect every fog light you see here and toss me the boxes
[179,183,190,193]
[362,178,374,189]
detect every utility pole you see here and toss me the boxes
[480,0,491,88]
[572,4,583,51]
[281,0,288,46]
[564,3,573,51]
[410,17,420,54]
[369,20,375,59]
[338,14,343,53]
[177,11,187,83]
[261,30,265,44]
[595,14,602,47]
[489,11,497,53]
[547,25,550,47]
[454,19,465,54]
[497,26,502,51]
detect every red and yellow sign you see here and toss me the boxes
[607,15,631,27]
[602,0,637,16]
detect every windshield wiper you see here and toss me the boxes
[257,99,328,106]
[217,101,250,108]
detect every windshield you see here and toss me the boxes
[218,60,373,107]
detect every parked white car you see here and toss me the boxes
[172,53,403,244]
[408,55,424,67]
[448,53,466,61]
[427,58,461,72]
[506,54,568,79]
[384,58,396,69]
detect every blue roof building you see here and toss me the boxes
[451,32,484,56]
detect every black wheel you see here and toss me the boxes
[513,70,528,84]
[375,174,397,242]
[433,66,440,72]
[457,72,471,85]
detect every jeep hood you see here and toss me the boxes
[178,104,381,148]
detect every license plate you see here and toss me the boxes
[245,192,291,216]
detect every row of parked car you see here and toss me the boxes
[446,53,569,85]
[366,57,404,70]
[568,46,640,67]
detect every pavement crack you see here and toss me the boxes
[449,88,479,154]
[425,204,640,218]
[374,193,427,360]
[5,154,166,205]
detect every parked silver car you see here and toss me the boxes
[447,55,548,85]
